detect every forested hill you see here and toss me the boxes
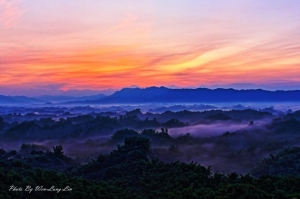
[70,87,300,104]
[1,137,300,198]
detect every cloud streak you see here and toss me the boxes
[1,0,300,93]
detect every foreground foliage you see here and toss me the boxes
[1,137,300,199]
[252,147,300,177]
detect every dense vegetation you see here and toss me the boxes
[252,147,300,177]
[0,109,272,141]
[1,137,300,198]
[1,108,300,198]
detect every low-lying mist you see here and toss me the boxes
[1,105,300,175]
[168,122,248,137]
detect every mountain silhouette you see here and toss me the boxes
[66,87,300,104]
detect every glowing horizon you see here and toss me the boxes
[1,0,300,95]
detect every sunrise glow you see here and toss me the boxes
[1,0,300,95]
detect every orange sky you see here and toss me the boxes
[1,0,300,94]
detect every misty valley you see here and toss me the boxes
[1,102,300,198]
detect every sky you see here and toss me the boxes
[1,0,300,96]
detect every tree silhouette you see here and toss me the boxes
[52,145,64,156]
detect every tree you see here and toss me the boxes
[120,136,151,154]
[111,129,139,142]
[0,116,4,130]
[52,145,64,156]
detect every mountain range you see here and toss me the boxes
[1,87,300,105]
[0,94,106,104]
[66,87,300,104]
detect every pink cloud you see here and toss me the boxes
[0,0,23,27]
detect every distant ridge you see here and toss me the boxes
[65,87,300,104]
[0,94,106,104]
[2,87,300,105]
[0,95,21,104]
[37,94,106,103]
[0,95,44,104]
